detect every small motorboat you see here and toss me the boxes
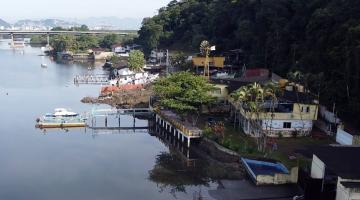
[36,108,86,129]
[45,108,79,118]
[41,63,47,68]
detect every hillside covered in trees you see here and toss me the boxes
[137,0,360,125]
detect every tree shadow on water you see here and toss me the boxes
[148,149,211,198]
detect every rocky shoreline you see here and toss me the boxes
[81,85,153,109]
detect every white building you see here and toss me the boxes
[112,44,128,54]
[231,89,319,138]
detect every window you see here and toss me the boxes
[301,106,310,113]
[283,122,291,129]
[212,88,222,95]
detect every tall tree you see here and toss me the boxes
[153,71,214,125]
[128,50,145,72]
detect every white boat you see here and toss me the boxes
[36,108,86,129]
[109,68,159,86]
[41,63,47,68]
[45,108,79,118]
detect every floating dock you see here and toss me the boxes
[36,116,86,129]
[36,122,86,129]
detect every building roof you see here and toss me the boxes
[341,181,360,188]
[111,43,122,48]
[279,90,318,105]
[91,48,107,52]
[305,146,360,179]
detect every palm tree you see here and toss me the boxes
[231,83,265,151]
[231,82,279,152]
[199,40,211,78]
[262,82,280,150]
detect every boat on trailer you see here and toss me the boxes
[36,108,86,129]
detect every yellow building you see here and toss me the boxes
[192,57,225,68]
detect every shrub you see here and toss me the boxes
[222,138,231,148]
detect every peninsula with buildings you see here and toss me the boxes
[1,0,360,200]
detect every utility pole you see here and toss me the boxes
[46,33,50,48]
[166,49,169,76]
[204,48,210,78]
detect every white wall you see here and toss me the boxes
[262,119,313,130]
[113,47,127,53]
[336,128,354,145]
[311,155,325,179]
[320,105,341,124]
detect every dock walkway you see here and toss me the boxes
[74,74,109,85]
[87,107,152,129]
[154,109,203,147]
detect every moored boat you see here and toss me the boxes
[36,108,86,129]
[108,68,159,86]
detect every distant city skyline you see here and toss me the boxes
[0,0,171,23]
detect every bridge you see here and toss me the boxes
[0,30,136,48]
[0,30,135,36]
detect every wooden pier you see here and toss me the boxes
[74,74,109,85]
[154,110,203,148]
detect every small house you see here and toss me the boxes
[112,44,128,54]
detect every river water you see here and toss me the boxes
[0,41,219,200]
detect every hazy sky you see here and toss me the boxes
[1,0,171,22]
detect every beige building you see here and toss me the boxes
[230,90,319,137]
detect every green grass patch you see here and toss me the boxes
[203,121,333,169]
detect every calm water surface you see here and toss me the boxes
[0,41,217,200]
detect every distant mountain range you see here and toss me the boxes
[14,19,78,28]
[0,18,11,28]
[70,17,142,30]
[0,17,142,30]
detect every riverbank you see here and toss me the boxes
[193,138,245,180]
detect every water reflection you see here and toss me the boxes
[149,125,212,198]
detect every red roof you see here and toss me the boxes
[244,68,269,78]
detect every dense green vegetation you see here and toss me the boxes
[153,71,214,124]
[137,0,360,125]
[46,33,133,53]
[128,50,146,72]
[29,35,47,45]
[51,25,90,31]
